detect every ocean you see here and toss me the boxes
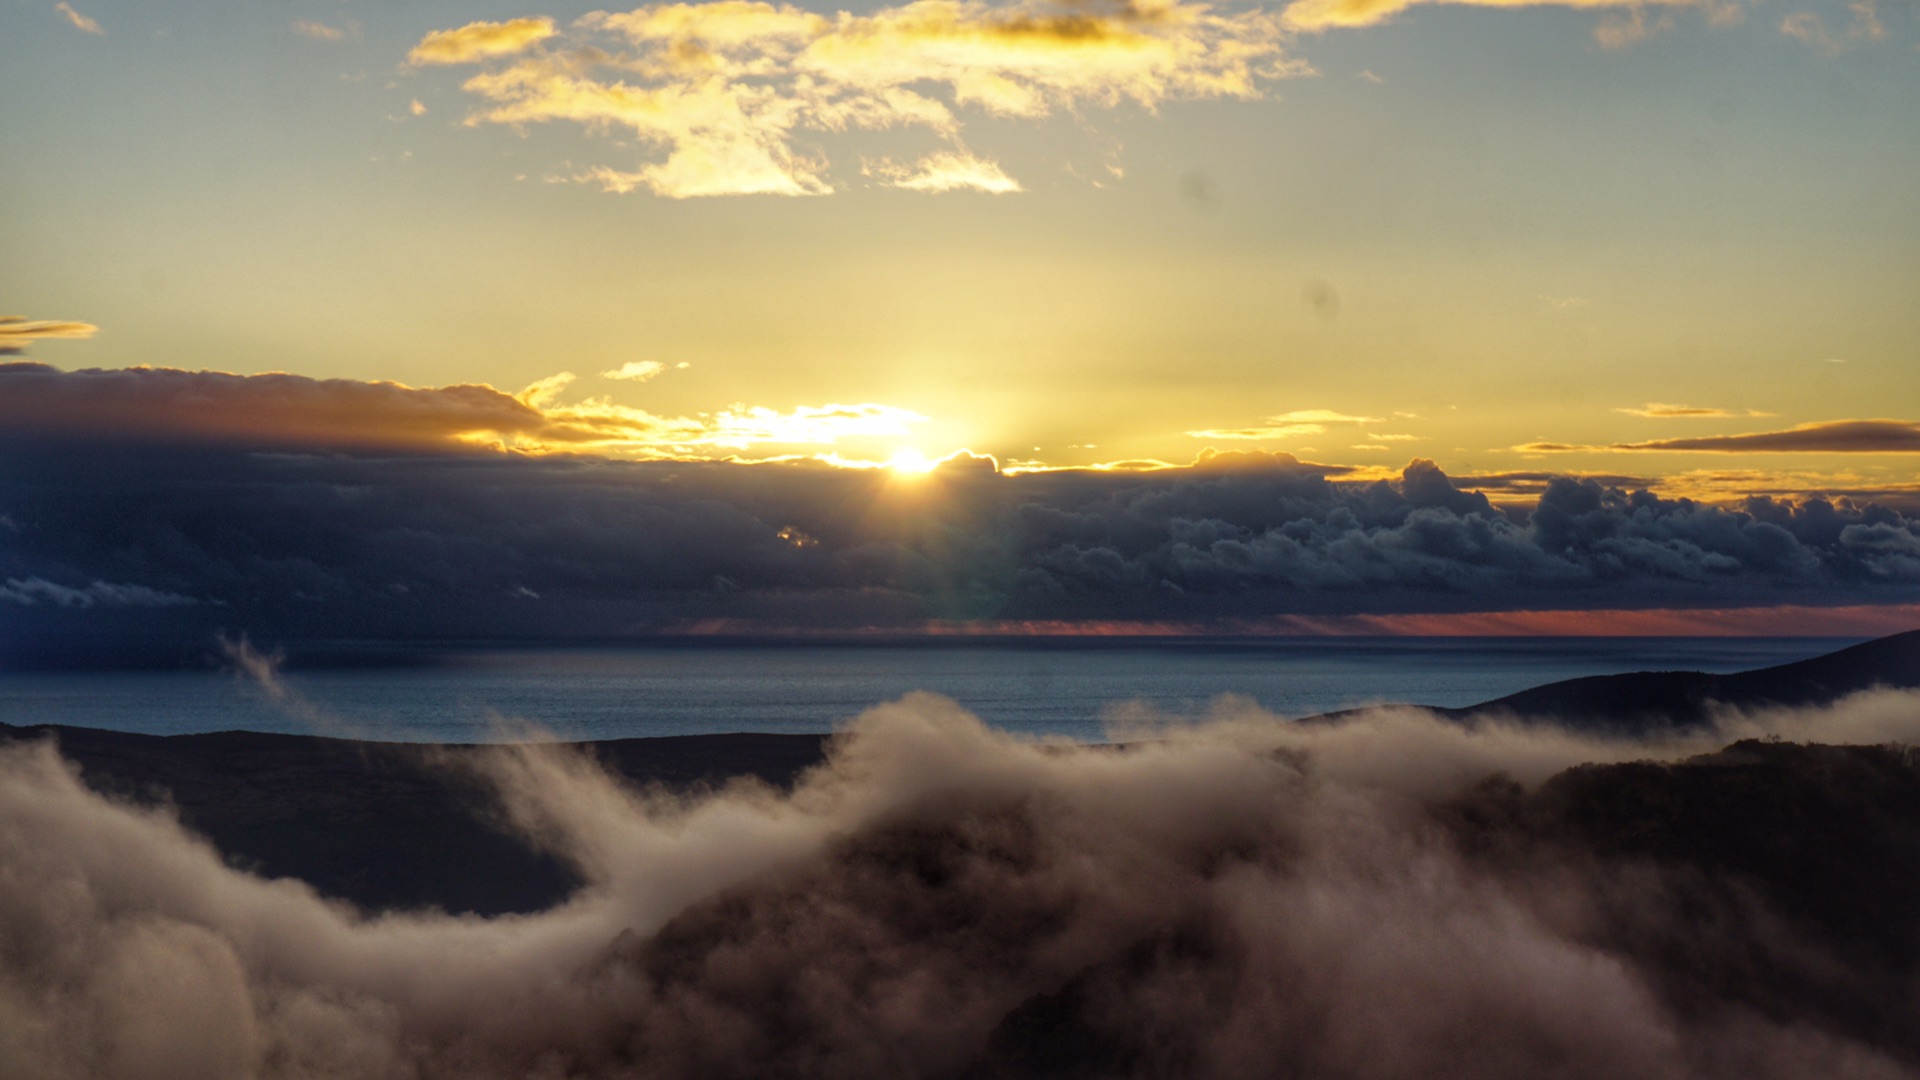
[0,637,1856,744]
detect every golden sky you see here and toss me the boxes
[2,0,1917,500]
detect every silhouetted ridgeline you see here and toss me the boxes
[1445,628,1920,732]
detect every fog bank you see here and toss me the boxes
[4,691,1919,1079]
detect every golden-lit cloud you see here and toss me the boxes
[1516,419,1920,455]
[409,17,558,65]
[866,150,1023,193]
[1279,0,1705,32]
[601,360,668,381]
[692,402,927,446]
[1615,403,1775,419]
[0,363,926,459]
[53,2,101,34]
[1453,465,1920,507]
[419,0,1303,197]
[0,316,98,355]
[1187,408,1384,440]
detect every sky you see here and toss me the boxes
[2,0,1918,647]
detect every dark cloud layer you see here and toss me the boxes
[0,361,556,450]
[1615,420,1920,454]
[1521,420,1920,456]
[4,427,1920,663]
[3,691,1920,1078]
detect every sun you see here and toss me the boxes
[885,448,938,476]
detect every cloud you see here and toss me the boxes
[867,150,1023,193]
[1780,0,1885,52]
[1620,420,1920,453]
[0,576,201,608]
[292,19,352,42]
[602,361,668,381]
[0,362,923,455]
[1188,409,1385,440]
[4,691,1920,1077]
[409,17,557,65]
[1527,420,1920,455]
[1615,404,1775,419]
[417,0,1304,197]
[53,1,101,34]
[0,316,98,355]
[5,405,1920,654]
[410,98,430,116]
[1280,0,1703,32]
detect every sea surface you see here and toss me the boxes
[0,637,1859,744]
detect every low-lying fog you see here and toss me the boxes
[5,689,1919,1079]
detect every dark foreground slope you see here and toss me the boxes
[1447,628,1920,732]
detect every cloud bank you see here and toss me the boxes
[0,362,921,455]
[5,395,1920,659]
[417,0,1304,197]
[4,690,1920,1078]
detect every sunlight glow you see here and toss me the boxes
[885,447,938,475]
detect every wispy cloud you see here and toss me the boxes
[418,0,1304,198]
[0,316,98,355]
[1281,0,1705,32]
[1188,409,1384,440]
[601,361,668,382]
[409,17,557,65]
[1780,0,1885,52]
[292,19,355,42]
[866,150,1023,193]
[0,577,200,609]
[1615,403,1775,419]
[1518,419,1920,455]
[53,2,101,35]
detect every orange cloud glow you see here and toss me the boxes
[683,604,1920,638]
